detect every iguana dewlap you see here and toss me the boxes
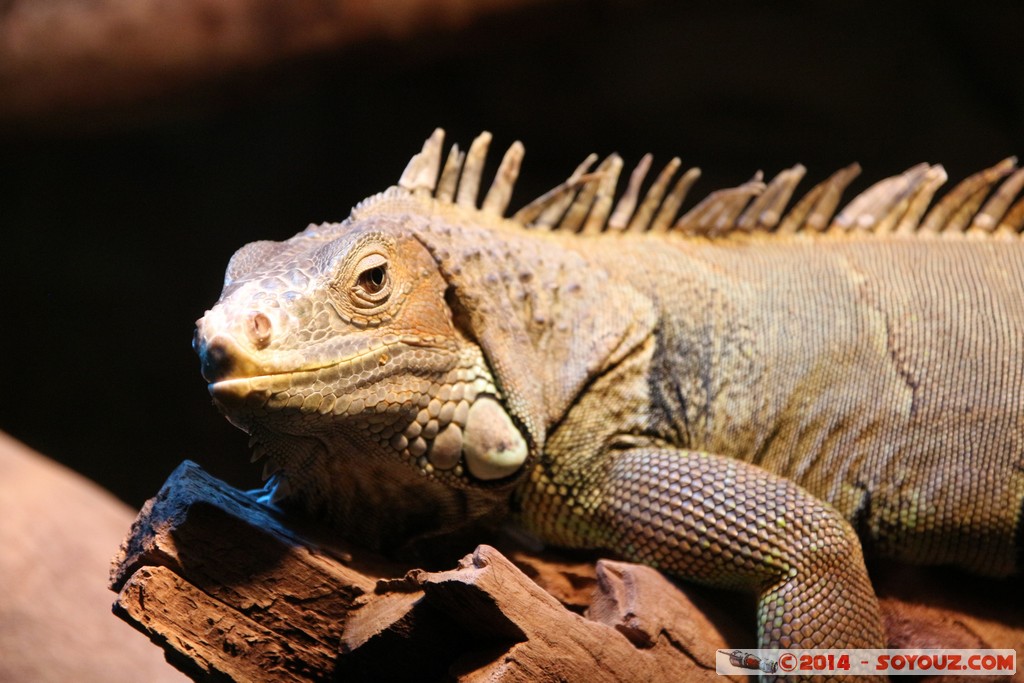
[194,129,1024,665]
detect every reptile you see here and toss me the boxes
[193,128,1024,662]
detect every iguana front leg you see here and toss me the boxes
[551,443,886,655]
[610,445,884,651]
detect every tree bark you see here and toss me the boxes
[110,461,1024,682]
[109,461,741,682]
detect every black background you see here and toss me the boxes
[3,1,1023,508]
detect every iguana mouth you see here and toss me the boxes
[202,323,440,380]
[206,350,377,393]
[206,362,378,412]
[206,337,452,408]
[207,372,299,401]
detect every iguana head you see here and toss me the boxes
[193,132,541,550]
[196,216,528,457]
[194,129,656,549]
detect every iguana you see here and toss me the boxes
[193,128,1024,662]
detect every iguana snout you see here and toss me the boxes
[194,311,275,384]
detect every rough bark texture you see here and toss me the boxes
[109,461,743,682]
[110,461,1024,682]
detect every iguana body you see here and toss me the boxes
[194,130,1024,666]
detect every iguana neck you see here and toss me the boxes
[401,208,659,447]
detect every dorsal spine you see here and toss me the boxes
[395,127,1024,239]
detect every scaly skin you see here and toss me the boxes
[194,130,1024,675]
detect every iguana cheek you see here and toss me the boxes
[461,396,528,480]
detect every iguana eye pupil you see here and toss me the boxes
[360,265,387,293]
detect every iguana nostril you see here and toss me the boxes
[199,338,235,383]
[248,311,272,349]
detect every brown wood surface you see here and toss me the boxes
[110,461,1024,682]
[109,461,742,681]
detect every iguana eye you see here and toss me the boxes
[360,265,387,293]
[351,253,391,306]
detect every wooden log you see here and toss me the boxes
[110,460,1024,682]
[117,566,309,682]
[110,461,738,681]
[110,461,400,681]
[336,546,746,682]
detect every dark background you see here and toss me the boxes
[3,0,1023,508]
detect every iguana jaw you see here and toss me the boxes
[202,333,455,416]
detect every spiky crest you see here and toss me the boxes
[392,127,1024,239]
